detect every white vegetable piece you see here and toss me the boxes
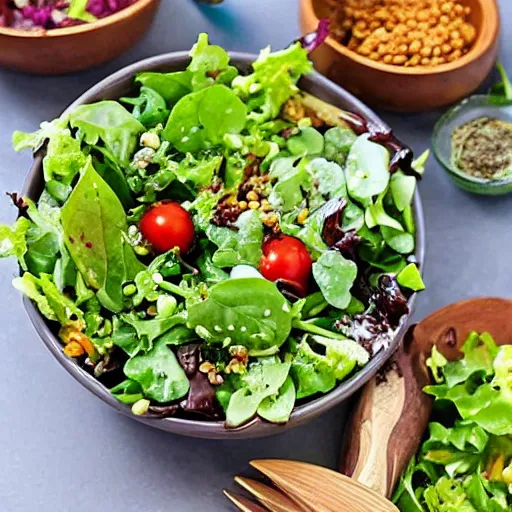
[230,265,265,280]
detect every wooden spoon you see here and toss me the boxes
[226,298,512,511]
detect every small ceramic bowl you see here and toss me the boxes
[0,0,160,75]
[20,53,425,439]
[299,0,500,112]
[432,95,512,195]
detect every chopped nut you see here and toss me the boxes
[208,370,224,385]
[140,132,160,150]
[199,361,215,373]
[64,341,85,358]
[246,190,259,202]
[297,208,310,225]
[248,200,260,210]
[263,213,278,227]
[224,358,246,375]
[146,305,158,316]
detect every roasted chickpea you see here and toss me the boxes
[392,55,408,65]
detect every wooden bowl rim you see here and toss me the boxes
[0,0,156,38]
[302,0,500,76]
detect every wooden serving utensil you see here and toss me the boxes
[225,298,512,511]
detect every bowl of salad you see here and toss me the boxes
[0,0,160,74]
[1,31,426,438]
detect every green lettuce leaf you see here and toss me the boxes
[0,217,31,270]
[232,42,312,123]
[69,101,144,166]
[206,210,263,268]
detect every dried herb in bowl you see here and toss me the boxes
[0,32,426,429]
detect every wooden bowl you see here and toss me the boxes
[0,0,160,75]
[299,0,500,112]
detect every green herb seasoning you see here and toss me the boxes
[451,116,512,179]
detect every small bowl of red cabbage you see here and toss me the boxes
[0,0,161,74]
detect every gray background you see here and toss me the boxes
[0,0,510,510]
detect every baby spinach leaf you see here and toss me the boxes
[397,263,425,291]
[391,171,416,212]
[90,145,134,208]
[323,126,357,165]
[197,86,247,144]
[124,338,189,403]
[0,217,30,270]
[187,278,292,353]
[269,156,310,212]
[346,134,390,203]
[196,248,230,285]
[206,210,263,268]
[110,379,144,405]
[285,209,328,258]
[257,376,296,424]
[225,361,291,427]
[163,85,246,153]
[135,71,192,104]
[120,87,170,128]
[381,226,415,254]
[61,158,145,313]
[286,127,324,155]
[312,251,357,310]
[307,157,347,201]
[365,197,404,231]
[69,101,144,166]
[24,196,72,284]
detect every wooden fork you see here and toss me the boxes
[224,298,512,512]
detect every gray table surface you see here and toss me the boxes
[1,1,511,510]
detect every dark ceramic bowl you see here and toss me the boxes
[21,53,425,439]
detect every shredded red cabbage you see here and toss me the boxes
[295,19,330,53]
[3,0,137,29]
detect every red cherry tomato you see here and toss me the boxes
[260,235,312,296]
[140,201,195,254]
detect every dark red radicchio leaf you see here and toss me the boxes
[373,274,409,327]
[318,198,362,260]
[334,111,419,179]
[295,19,330,53]
[177,344,219,418]
[336,275,409,356]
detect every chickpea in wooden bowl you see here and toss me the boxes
[299,0,500,112]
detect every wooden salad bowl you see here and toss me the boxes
[0,0,160,75]
[340,297,512,498]
[299,0,500,112]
